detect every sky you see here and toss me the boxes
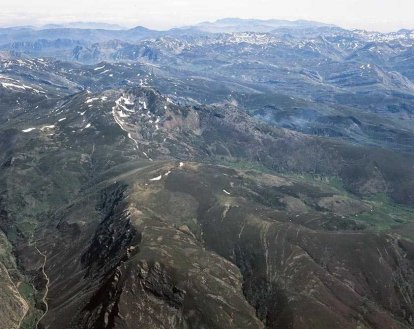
[0,0,413,32]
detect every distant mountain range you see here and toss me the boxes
[6,18,411,34]
[193,17,336,33]
[1,18,414,166]
[40,22,127,30]
[0,18,412,45]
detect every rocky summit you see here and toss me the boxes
[0,19,413,329]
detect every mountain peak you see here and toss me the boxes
[128,25,153,32]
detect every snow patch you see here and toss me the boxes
[22,128,36,133]
[118,110,130,118]
[41,125,55,131]
[94,65,105,71]
[142,152,153,161]
[124,98,134,106]
[149,175,162,181]
[2,82,25,90]
[86,98,99,104]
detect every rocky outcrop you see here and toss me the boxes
[0,232,28,329]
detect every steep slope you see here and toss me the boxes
[0,231,28,329]
[0,76,413,329]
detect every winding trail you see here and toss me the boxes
[34,245,50,328]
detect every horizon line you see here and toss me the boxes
[0,17,413,34]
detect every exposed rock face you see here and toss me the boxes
[0,264,28,329]
[81,182,137,277]
[38,177,264,329]
[0,231,28,329]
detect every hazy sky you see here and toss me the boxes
[0,0,413,32]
